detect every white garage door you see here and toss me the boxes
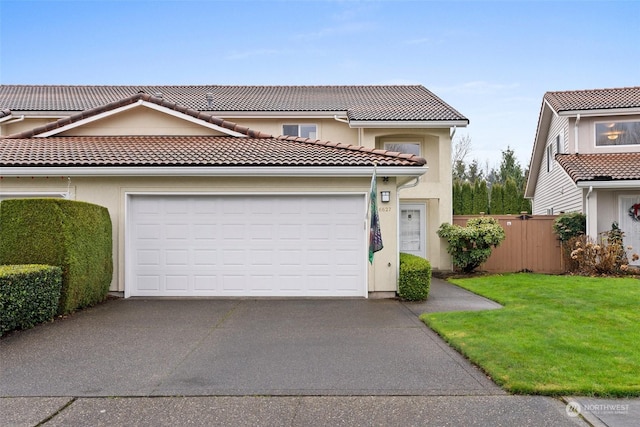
[126,194,366,297]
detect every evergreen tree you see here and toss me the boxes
[520,197,532,214]
[461,181,473,215]
[452,179,463,215]
[467,159,483,183]
[453,160,466,182]
[490,182,504,214]
[503,177,521,214]
[473,180,489,214]
[498,147,525,191]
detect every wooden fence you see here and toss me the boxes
[452,215,564,274]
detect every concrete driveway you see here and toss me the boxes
[1,291,501,398]
[1,280,605,426]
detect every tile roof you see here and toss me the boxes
[544,86,640,112]
[0,135,427,168]
[4,92,273,139]
[556,153,640,183]
[0,85,467,122]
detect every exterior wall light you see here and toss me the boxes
[380,191,391,203]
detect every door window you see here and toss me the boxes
[400,203,426,258]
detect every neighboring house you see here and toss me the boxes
[525,86,640,265]
[0,85,468,298]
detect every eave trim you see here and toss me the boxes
[0,166,428,178]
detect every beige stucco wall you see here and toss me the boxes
[367,129,452,270]
[1,117,57,136]
[1,109,454,271]
[60,107,228,136]
[0,175,402,296]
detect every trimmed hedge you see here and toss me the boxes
[398,253,431,301]
[0,199,113,315]
[0,265,63,336]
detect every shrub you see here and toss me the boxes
[0,199,113,315]
[0,265,62,336]
[437,217,506,273]
[398,253,431,301]
[569,222,639,276]
[552,212,586,241]
[553,212,587,271]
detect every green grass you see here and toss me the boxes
[420,273,640,397]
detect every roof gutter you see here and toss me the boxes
[558,107,640,117]
[0,166,428,178]
[576,180,640,189]
[348,120,469,129]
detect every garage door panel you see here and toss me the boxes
[194,275,217,291]
[128,195,365,297]
[165,275,189,291]
[137,275,160,292]
[194,250,217,266]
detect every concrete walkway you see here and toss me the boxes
[0,278,635,426]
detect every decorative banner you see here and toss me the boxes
[369,165,383,263]
[629,203,640,222]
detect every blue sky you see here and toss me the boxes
[1,0,638,169]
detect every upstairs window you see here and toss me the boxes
[283,124,317,139]
[555,134,563,154]
[596,120,640,146]
[546,144,553,172]
[383,142,421,156]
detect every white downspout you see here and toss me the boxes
[585,185,593,237]
[333,115,349,124]
[333,114,362,146]
[574,114,581,154]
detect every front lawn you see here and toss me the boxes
[420,273,640,396]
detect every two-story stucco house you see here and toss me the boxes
[0,85,468,298]
[525,86,640,265]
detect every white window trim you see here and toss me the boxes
[546,143,553,172]
[594,118,640,148]
[383,141,422,157]
[282,123,318,139]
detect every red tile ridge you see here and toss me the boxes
[276,135,426,166]
[2,92,273,139]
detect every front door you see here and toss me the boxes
[400,203,426,258]
[619,195,640,266]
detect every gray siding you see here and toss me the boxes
[531,115,583,214]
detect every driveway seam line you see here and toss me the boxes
[148,300,243,395]
[35,397,76,426]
